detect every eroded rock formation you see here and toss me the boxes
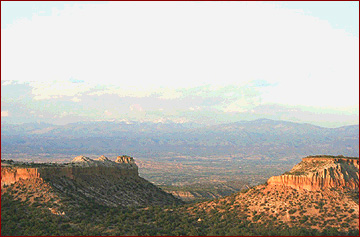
[1,155,139,187]
[1,155,181,207]
[267,156,359,191]
[1,167,41,187]
[115,155,136,164]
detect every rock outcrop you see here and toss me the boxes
[71,155,93,163]
[70,155,137,169]
[115,155,135,164]
[96,155,109,161]
[1,167,41,187]
[1,155,182,207]
[1,155,139,187]
[267,156,359,191]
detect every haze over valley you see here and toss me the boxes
[2,119,358,187]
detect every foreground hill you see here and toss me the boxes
[190,156,359,233]
[1,155,182,211]
[1,155,358,236]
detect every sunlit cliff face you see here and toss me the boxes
[1,155,139,187]
[267,156,359,191]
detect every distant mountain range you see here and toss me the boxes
[1,119,358,160]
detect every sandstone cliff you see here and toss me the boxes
[1,155,181,207]
[1,155,138,187]
[1,167,42,187]
[267,156,359,191]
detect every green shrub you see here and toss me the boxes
[252,215,261,221]
[288,209,297,214]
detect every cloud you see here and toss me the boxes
[158,89,183,100]
[31,80,92,100]
[69,78,84,83]
[170,117,189,124]
[1,2,358,126]
[71,97,81,102]
[2,2,357,106]
[189,106,201,111]
[87,86,154,98]
[222,99,252,113]
[104,110,112,116]
[1,111,9,117]
[1,80,14,86]
[129,104,143,112]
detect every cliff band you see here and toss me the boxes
[267,156,359,191]
[1,155,181,207]
[1,155,138,187]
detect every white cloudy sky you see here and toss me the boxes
[1,1,359,127]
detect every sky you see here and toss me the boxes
[1,1,359,127]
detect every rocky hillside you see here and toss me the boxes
[267,155,359,191]
[1,155,359,236]
[188,155,359,233]
[1,156,182,212]
[160,181,248,202]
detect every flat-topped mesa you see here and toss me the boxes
[1,155,139,187]
[267,155,359,191]
[302,155,359,166]
[1,156,181,207]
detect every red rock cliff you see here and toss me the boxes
[267,156,359,191]
[1,166,139,187]
[1,167,41,186]
[1,155,139,187]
